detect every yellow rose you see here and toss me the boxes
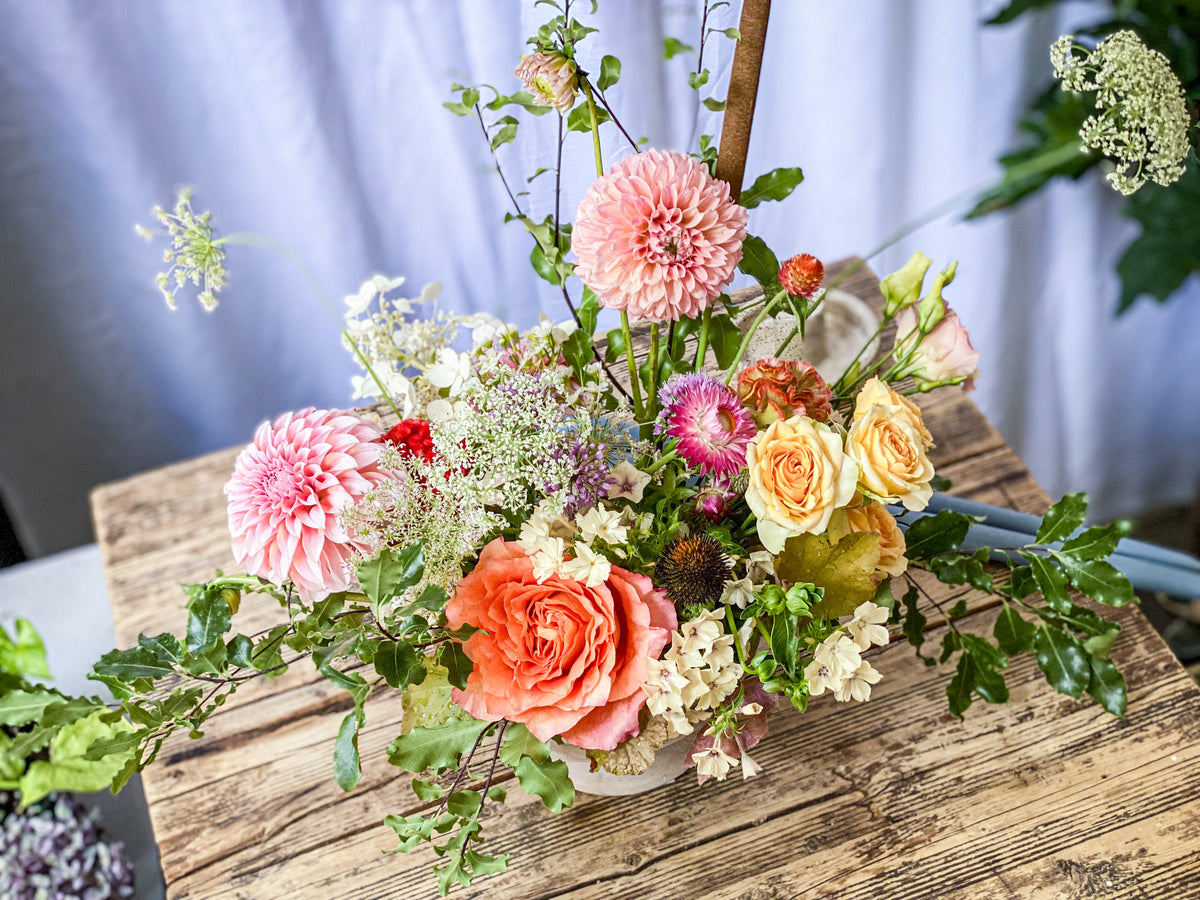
[746,416,859,554]
[848,401,934,512]
[829,500,908,578]
[853,377,933,446]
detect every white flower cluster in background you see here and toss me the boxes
[643,609,744,736]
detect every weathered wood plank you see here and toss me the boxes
[90,262,1200,899]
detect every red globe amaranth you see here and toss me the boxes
[778,253,825,299]
[736,357,833,427]
[383,419,435,463]
[446,538,676,750]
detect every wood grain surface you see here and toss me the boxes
[91,265,1200,899]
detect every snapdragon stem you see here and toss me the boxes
[723,288,789,385]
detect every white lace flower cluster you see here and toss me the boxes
[138,188,228,311]
[803,601,890,703]
[517,501,630,587]
[1052,30,1191,195]
[342,276,508,414]
[643,609,744,736]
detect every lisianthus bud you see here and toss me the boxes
[515,52,578,115]
[778,253,824,299]
[736,357,833,427]
[894,305,979,391]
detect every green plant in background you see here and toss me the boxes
[970,1,1199,313]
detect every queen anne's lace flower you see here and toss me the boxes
[573,149,748,321]
[226,408,388,602]
[1053,30,1191,194]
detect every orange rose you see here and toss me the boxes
[445,538,675,750]
[848,390,934,511]
[829,500,908,578]
[745,416,859,554]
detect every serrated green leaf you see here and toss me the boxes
[514,755,574,812]
[946,652,977,719]
[903,510,971,559]
[737,235,780,288]
[663,37,694,59]
[0,619,51,679]
[446,789,483,818]
[1035,493,1088,544]
[437,641,473,690]
[374,640,424,689]
[412,778,445,802]
[1026,554,1071,612]
[138,632,183,667]
[774,532,881,619]
[9,697,103,759]
[91,646,174,685]
[1055,555,1135,607]
[994,605,1035,654]
[388,718,490,774]
[186,589,232,656]
[598,54,621,91]
[1060,521,1131,561]
[227,634,255,668]
[0,689,61,727]
[1033,626,1090,699]
[499,722,552,767]
[740,167,805,209]
[899,582,932,663]
[334,710,364,791]
[357,543,425,608]
[1087,655,1128,716]
[18,710,135,808]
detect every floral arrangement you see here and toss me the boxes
[3,4,1183,897]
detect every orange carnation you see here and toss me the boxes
[445,538,676,750]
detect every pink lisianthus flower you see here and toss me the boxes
[225,408,388,602]
[572,149,748,322]
[657,373,756,478]
[894,305,979,391]
[446,538,676,750]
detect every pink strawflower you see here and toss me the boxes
[225,408,388,602]
[572,149,748,322]
[657,373,755,478]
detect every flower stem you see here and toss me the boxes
[216,232,339,329]
[581,78,604,177]
[723,289,789,384]
[344,330,405,420]
[620,310,645,421]
[647,321,661,420]
[694,308,712,370]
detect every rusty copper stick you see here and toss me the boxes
[714,0,771,201]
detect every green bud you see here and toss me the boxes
[880,251,932,318]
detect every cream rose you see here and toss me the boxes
[848,401,934,512]
[829,500,908,578]
[853,377,933,446]
[746,416,859,554]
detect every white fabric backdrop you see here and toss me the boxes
[2,0,1198,558]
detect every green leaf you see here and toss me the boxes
[514,755,575,812]
[1033,626,1090,700]
[9,696,103,760]
[357,543,425,608]
[994,605,1035,655]
[227,634,255,668]
[899,582,932,663]
[334,710,364,791]
[768,611,800,677]
[598,55,621,91]
[18,710,135,808]
[437,641,473,690]
[1026,554,1071,612]
[1035,493,1088,544]
[186,588,232,656]
[446,789,482,818]
[603,326,627,364]
[1055,556,1135,607]
[946,652,977,719]
[1117,152,1200,313]
[566,103,611,133]
[138,632,183,667]
[984,0,1060,25]
[702,97,726,111]
[499,722,552,767]
[374,640,425,689]
[1060,521,1132,561]
[489,116,518,150]
[91,646,174,685]
[663,37,694,59]
[736,234,780,288]
[0,688,61,727]
[739,167,805,209]
[318,663,369,707]
[774,532,881,619]
[707,313,741,369]
[687,69,710,90]
[388,718,490,774]
[411,778,444,801]
[1087,656,1128,716]
[0,619,51,679]
[903,510,972,559]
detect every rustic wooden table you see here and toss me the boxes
[92,266,1200,899]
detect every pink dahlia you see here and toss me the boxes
[225,408,388,602]
[657,373,756,478]
[572,149,748,322]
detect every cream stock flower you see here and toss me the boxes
[848,385,934,512]
[745,416,859,554]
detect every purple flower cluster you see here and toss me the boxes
[0,792,135,899]
[541,435,614,517]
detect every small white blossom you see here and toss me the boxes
[738,748,763,780]
[425,348,472,396]
[529,538,566,582]
[720,576,755,609]
[834,659,883,703]
[847,601,890,651]
[608,461,652,503]
[575,504,628,545]
[747,551,775,579]
[813,632,863,679]
[558,541,611,588]
[804,659,839,698]
[692,744,738,781]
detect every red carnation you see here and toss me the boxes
[383,419,435,463]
